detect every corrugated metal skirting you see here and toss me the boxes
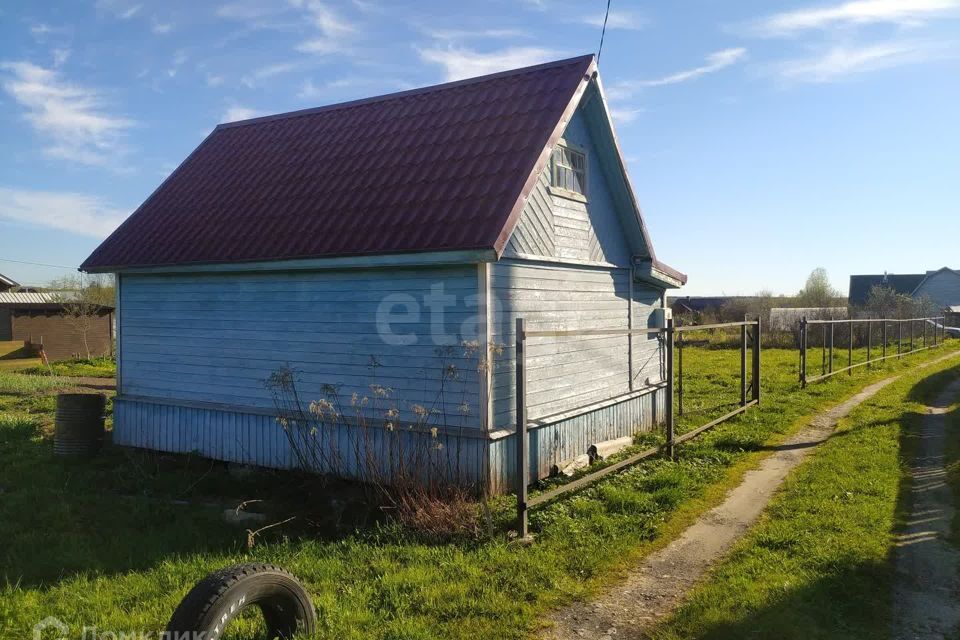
[488,386,666,494]
[115,386,666,495]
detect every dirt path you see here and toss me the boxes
[65,376,116,392]
[541,356,960,640]
[891,377,960,639]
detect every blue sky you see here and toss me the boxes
[0,0,957,295]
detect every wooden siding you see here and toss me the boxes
[504,105,633,267]
[120,267,483,428]
[489,259,664,428]
[487,385,666,493]
[915,270,960,309]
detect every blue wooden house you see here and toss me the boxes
[82,55,685,493]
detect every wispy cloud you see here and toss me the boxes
[607,47,747,101]
[420,26,529,41]
[221,105,267,122]
[0,187,128,238]
[419,45,561,81]
[241,61,300,88]
[609,107,645,124]
[745,0,960,36]
[774,40,955,81]
[294,0,356,54]
[641,48,747,87]
[52,48,71,67]
[151,18,173,34]
[0,61,134,168]
[94,0,143,20]
[581,10,646,31]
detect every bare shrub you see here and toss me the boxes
[266,342,501,538]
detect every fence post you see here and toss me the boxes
[867,320,872,367]
[515,317,528,539]
[898,320,903,357]
[923,319,927,349]
[829,323,835,373]
[666,318,675,459]
[882,321,887,360]
[678,328,684,417]
[752,318,762,404]
[799,318,807,387]
[848,320,853,375]
[910,320,914,353]
[742,322,749,402]
[822,324,826,375]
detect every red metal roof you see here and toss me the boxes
[82,55,597,271]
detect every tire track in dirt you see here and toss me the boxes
[540,353,960,640]
[891,377,960,639]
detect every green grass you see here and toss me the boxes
[0,343,957,639]
[0,371,72,394]
[16,356,116,378]
[652,355,960,640]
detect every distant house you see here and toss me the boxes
[81,55,686,492]
[849,268,960,313]
[0,273,17,293]
[0,274,114,361]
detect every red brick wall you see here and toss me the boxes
[11,310,113,362]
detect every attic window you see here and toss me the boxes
[552,144,587,197]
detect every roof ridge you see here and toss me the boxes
[216,53,595,131]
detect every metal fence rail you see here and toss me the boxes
[799,316,946,387]
[514,317,761,538]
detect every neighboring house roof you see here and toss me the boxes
[81,55,684,283]
[0,291,54,304]
[848,273,926,306]
[0,273,18,291]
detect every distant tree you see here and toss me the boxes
[797,268,842,308]
[863,285,939,319]
[47,275,114,359]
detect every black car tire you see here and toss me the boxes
[165,563,316,640]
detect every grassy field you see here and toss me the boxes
[0,342,957,639]
[652,355,960,640]
[15,355,116,378]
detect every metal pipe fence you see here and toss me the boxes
[514,317,761,538]
[799,316,946,387]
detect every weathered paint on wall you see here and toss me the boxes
[489,259,663,428]
[915,269,960,309]
[119,267,483,428]
[504,99,635,266]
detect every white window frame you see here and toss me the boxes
[550,139,588,202]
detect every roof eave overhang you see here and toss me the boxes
[84,248,499,275]
[634,258,688,289]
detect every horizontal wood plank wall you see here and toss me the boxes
[487,386,666,493]
[489,260,663,427]
[503,106,633,266]
[113,397,490,486]
[120,266,482,428]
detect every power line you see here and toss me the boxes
[597,0,613,65]
[0,257,79,270]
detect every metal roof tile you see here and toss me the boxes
[82,55,595,270]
